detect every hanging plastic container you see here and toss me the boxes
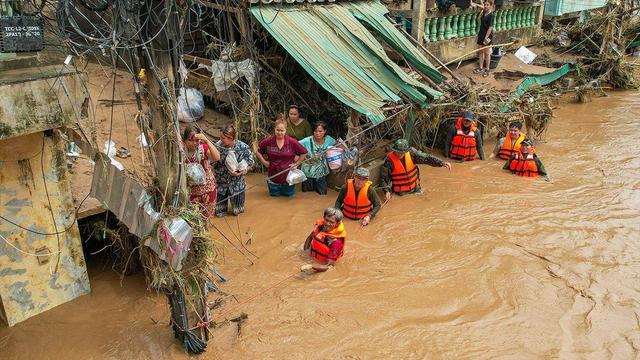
[325,146,344,171]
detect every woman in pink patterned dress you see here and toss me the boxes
[182,126,220,217]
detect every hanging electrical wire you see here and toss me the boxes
[78,0,109,12]
[12,0,47,16]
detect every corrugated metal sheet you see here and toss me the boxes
[512,63,571,97]
[90,153,159,238]
[250,1,443,124]
[343,1,445,84]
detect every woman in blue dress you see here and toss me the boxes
[214,124,255,216]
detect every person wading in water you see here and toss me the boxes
[504,138,550,180]
[182,126,221,218]
[381,139,451,201]
[302,208,347,273]
[444,111,485,161]
[491,120,526,160]
[334,167,382,226]
[256,120,308,197]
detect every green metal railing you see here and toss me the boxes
[424,5,540,43]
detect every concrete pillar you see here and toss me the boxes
[536,3,544,28]
[412,0,428,44]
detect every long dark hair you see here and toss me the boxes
[313,121,328,132]
[182,126,199,141]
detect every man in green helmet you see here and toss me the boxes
[380,139,451,200]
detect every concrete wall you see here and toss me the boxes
[388,1,544,64]
[0,66,88,141]
[0,132,90,327]
[424,25,538,63]
[544,0,607,17]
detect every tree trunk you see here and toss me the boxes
[144,0,187,209]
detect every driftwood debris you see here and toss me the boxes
[538,3,640,97]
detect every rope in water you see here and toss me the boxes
[206,199,393,325]
[190,272,299,329]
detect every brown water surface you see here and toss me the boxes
[2,92,639,359]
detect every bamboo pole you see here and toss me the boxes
[441,39,518,67]
[388,15,463,82]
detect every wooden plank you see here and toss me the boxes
[183,54,211,66]
[411,0,427,44]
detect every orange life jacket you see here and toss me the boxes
[342,179,373,220]
[310,219,347,262]
[449,118,477,161]
[498,132,526,160]
[509,151,539,177]
[388,152,419,193]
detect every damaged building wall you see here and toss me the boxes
[0,66,88,141]
[0,132,90,327]
[0,64,91,327]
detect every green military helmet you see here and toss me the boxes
[354,167,370,179]
[391,139,410,152]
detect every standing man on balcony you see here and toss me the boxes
[472,0,495,77]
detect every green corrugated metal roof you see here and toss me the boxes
[500,63,571,112]
[250,1,443,124]
[512,63,571,98]
[343,1,446,84]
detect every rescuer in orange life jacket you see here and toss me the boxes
[490,120,526,160]
[381,139,452,201]
[334,167,382,226]
[302,208,347,273]
[503,138,549,180]
[444,111,485,161]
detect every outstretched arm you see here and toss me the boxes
[411,148,451,170]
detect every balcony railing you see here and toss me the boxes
[424,5,540,43]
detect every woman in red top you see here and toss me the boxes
[182,126,220,217]
[256,120,308,197]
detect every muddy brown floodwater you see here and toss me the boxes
[2,92,639,359]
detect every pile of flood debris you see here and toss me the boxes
[538,3,640,101]
[400,80,555,152]
[138,204,221,354]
